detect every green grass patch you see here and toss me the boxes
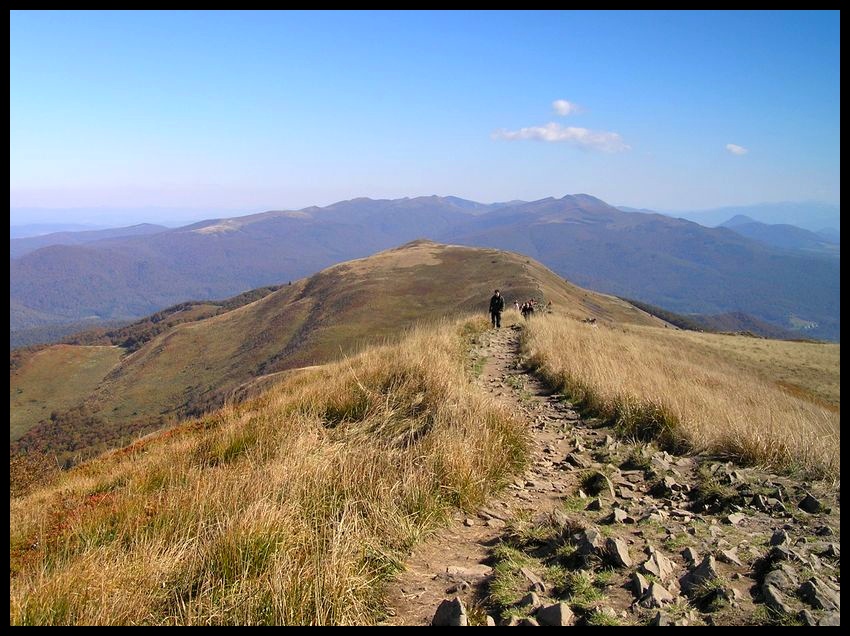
[579,470,612,497]
[487,543,548,613]
[561,570,603,611]
[692,575,732,612]
[593,567,616,589]
[470,355,488,378]
[621,444,653,471]
[505,375,526,390]
[504,510,559,549]
[663,533,694,552]
[585,608,622,626]
[691,465,737,512]
[561,494,589,513]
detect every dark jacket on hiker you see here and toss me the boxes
[490,294,505,314]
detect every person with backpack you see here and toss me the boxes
[489,289,505,328]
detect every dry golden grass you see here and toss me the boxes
[523,316,839,479]
[666,330,840,410]
[10,318,528,625]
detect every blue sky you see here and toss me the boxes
[10,10,841,217]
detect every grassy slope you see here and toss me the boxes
[523,315,840,478]
[275,241,668,367]
[88,286,314,423]
[10,318,528,625]
[10,346,123,441]
[11,241,665,459]
[9,302,254,443]
[660,329,840,409]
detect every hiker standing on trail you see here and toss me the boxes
[489,289,505,328]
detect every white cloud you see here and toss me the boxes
[493,123,630,153]
[725,143,748,155]
[553,99,580,116]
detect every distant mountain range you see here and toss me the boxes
[10,195,840,342]
[10,223,167,259]
[9,206,238,230]
[10,223,107,239]
[718,215,839,254]
[656,201,840,233]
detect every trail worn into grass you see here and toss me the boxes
[383,324,574,624]
[384,323,841,627]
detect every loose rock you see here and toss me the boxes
[520,567,547,594]
[725,512,746,526]
[605,507,628,524]
[518,591,543,611]
[536,602,574,626]
[717,549,742,566]
[576,527,604,556]
[641,548,675,581]
[681,547,699,565]
[798,493,824,514]
[650,611,672,626]
[517,617,540,627]
[432,597,468,626]
[606,537,633,568]
[762,583,793,615]
[584,471,616,499]
[681,555,719,595]
[799,577,840,611]
[585,498,603,511]
[640,582,675,608]
[631,571,650,597]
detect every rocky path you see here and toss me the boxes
[383,325,840,627]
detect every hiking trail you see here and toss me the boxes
[382,322,840,627]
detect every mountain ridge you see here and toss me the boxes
[10,223,168,259]
[719,216,840,254]
[10,194,840,342]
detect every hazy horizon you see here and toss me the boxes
[11,10,840,216]
[10,195,841,234]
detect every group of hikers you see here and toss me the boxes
[488,289,547,328]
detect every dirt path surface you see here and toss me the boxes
[383,324,575,624]
[383,324,840,627]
